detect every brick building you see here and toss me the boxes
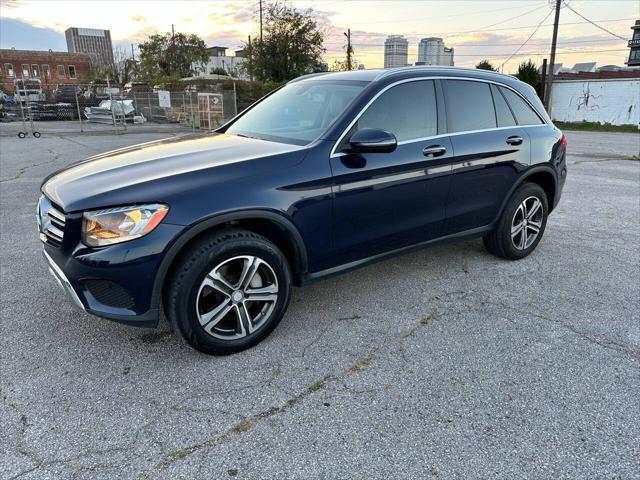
[0,48,91,94]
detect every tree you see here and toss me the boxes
[331,58,358,72]
[515,59,541,93]
[243,2,326,82]
[476,60,497,71]
[137,32,208,86]
[89,47,136,85]
[210,67,229,76]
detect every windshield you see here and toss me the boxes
[227,80,367,145]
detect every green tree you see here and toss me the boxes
[137,32,208,86]
[244,2,326,82]
[89,47,137,85]
[476,60,497,71]
[515,59,541,93]
[209,67,229,76]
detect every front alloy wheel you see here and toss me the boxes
[165,229,292,355]
[196,255,279,340]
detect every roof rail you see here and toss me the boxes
[374,65,514,81]
[288,72,331,84]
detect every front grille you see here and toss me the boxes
[38,197,66,247]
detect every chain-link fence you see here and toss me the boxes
[0,82,239,137]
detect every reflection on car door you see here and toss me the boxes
[329,80,453,266]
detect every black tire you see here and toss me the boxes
[33,131,41,138]
[164,228,292,355]
[18,132,26,138]
[483,182,549,260]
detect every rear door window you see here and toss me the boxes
[491,84,516,127]
[499,86,544,125]
[356,80,438,142]
[443,80,496,133]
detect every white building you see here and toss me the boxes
[417,37,454,66]
[384,35,409,68]
[194,46,248,80]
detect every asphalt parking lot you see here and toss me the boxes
[1,127,639,479]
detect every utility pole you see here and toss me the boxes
[344,29,353,70]
[259,0,263,45]
[171,24,175,76]
[545,0,561,111]
[131,43,135,60]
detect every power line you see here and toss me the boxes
[323,48,628,56]
[325,37,624,48]
[563,2,628,41]
[325,1,548,25]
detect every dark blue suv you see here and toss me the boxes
[38,67,567,354]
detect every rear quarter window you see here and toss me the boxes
[499,86,544,126]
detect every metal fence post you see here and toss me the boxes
[74,87,84,133]
[189,90,195,132]
[106,77,118,134]
[232,81,238,118]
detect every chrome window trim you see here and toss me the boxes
[330,75,548,159]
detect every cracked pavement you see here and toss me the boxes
[1,129,639,479]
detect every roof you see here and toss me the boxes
[290,66,518,84]
[570,62,596,72]
[555,71,640,80]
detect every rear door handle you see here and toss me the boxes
[423,145,447,157]
[506,136,523,146]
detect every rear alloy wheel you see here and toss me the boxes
[510,196,544,250]
[165,229,292,355]
[483,182,548,260]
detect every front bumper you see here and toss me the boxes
[43,249,85,311]
[39,200,185,328]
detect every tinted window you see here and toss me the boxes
[444,80,496,133]
[499,86,543,125]
[356,80,437,142]
[491,84,516,127]
[227,80,365,145]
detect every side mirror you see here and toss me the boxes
[347,128,397,154]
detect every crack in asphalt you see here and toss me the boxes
[137,313,438,478]
[0,149,61,183]
[482,301,640,362]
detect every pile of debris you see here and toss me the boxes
[84,100,145,124]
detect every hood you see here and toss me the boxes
[42,133,305,212]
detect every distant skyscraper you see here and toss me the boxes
[65,27,114,67]
[417,37,454,66]
[384,35,408,68]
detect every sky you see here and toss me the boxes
[0,0,638,73]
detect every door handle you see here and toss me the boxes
[423,145,447,157]
[506,136,523,146]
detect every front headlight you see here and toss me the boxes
[82,204,169,247]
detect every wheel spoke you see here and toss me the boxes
[511,222,525,237]
[237,256,261,289]
[519,227,527,249]
[527,198,541,220]
[235,303,253,336]
[201,274,233,297]
[200,298,233,331]
[245,284,279,303]
[527,224,540,234]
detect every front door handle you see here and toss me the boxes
[423,145,447,157]
[506,135,523,146]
